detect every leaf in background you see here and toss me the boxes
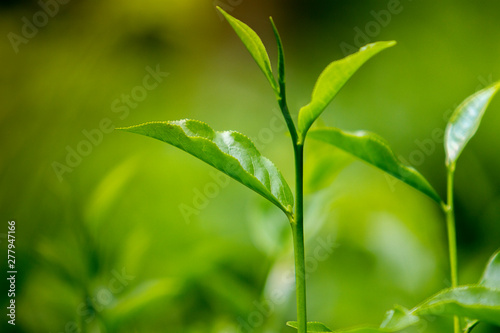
[308,127,442,203]
[480,250,500,289]
[415,286,500,326]
[118,120,294,216]
[379,305,419,331]
[106,279,178,326]
[287,321,332,332]
[217,7,278,94]
[85,157,138,230]
[297,41,396,141]
[445,82,500,166]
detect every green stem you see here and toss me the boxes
[273,47,306,331]
[445,164,459,333]
[291,143,307,333]
[278,95,298,146]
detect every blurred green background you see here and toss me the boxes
[1,0,500,332]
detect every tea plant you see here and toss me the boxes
[118,8,500,333]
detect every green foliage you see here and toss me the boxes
[297,41,396,142]
[329,250,500,332]
[379,305,419,331]
[287,321,333,332]
[481,250,500,288]
[416,286,500,325]
[445,82,500,166]
[118,120,294,216]
[120,9,500,333]
[441,82,500,332]
[270,17,286,93]
[217,7,278,94]
[308,127,441,203]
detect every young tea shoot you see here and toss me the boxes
[119,8,500,333]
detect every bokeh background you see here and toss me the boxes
[1,0,500,332]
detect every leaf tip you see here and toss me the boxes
[359,40,396,52]
[216,6,229,18]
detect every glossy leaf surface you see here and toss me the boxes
[415,286,500,326]
[119,120,293,215]
[445,82,500,165]
[218,7,278,93]
[481,250,500,289]
[332,286,500,331]
[308,127,441,203]
[464,250,500,331]
[298,41,396,141]
[287,321,332,332]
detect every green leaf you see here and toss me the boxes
[464,250,500,331]
[480,250,500,289]
[445,82,500,166]
[415,286,500,326]
[297,41,396,142]
[287,321,332,332]
[326,306,419,333]
[270,17,285,94]
[332,328,399,333]
[308,127,442,203]
[380,305,420,331]
[217,7,278,93]
[118,120,294,216]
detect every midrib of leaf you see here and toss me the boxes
[119,120,293,216]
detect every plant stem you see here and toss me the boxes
[278,95,298,146]
[292,143,307,333]
[445,164,459,333]
[274,51,306,331]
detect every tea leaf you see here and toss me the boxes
[334,286,500,332]
[465,250,500,330]
[445,82,500,166]
[270,17,285,93]
[308,127,442,203]
[286,321,332,332]
[118,120,294,216]
[315,306,419,332]
[415,286,500,326]
[480,250,500,289]
[380,305,419,331]
[298,41,396,141]
[218,7,278,94]
[331,328,401,333]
